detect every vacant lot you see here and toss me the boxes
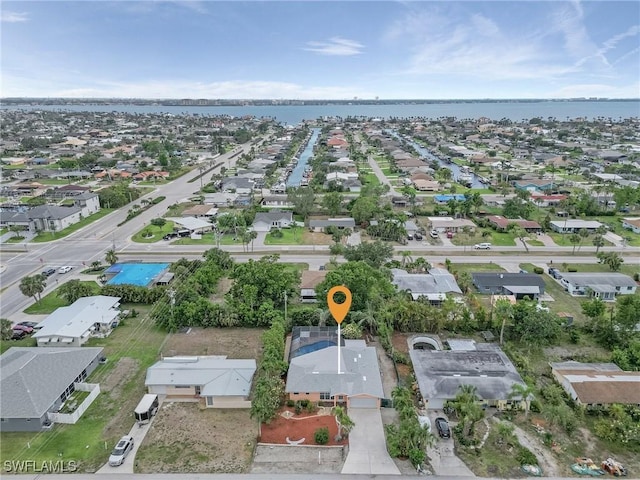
[136,403,256,473]
[161,327,264,358]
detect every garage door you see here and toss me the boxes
[349,397,378,408]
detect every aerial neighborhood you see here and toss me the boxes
[1,107,640,477]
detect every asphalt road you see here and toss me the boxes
[1,138,639,321]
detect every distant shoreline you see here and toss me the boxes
[2,97,639,107]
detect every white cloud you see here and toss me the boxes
[304,37,364,56]
[1,11,29,23]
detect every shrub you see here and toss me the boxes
[294,401,302,415]
[533,267,544,274]
[151,196,166,205]
[634,273,639,282]
[568,267,578,272]
[286,399,295,408]
[314,427,329,445]
[392,351,410,365]
[306,402,317,413]
[516,446,538,466]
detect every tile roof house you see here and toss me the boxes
[286,329,384,409]
[391,268,462,303]
[559,272,637,300]
[410,340,529,410]
[252,210,293,232]
[0,347,104,431]
[550,361,640,407]
[145,356,256,408]
[33,296,121,347]
[472,272,546,300]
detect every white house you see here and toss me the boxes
[145,356,256,408]
[559,273,637,301]
[33,296,121,347]
[550,220,603,234]
[252,211,293,232]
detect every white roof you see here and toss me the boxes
[33,296,120,340]
[166,216,211,231]
[550,220,603,229]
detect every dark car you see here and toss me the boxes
[42,268,56,277]
[163,233,178,240]
[414,232,423,240]
[11,330,27,340]
[435,417,450,438]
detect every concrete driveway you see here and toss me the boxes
[95,416,156,474]
[426,412,475,477]
[341,408,400,475]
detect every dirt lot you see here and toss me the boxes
[161,327,265,358]
[303,230,334,245]
[136,402,256,473]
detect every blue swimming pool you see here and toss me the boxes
[106,263,170,287]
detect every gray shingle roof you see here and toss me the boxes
[560,272,636,288]
[0,347,103,419]
[472,273,545,289]
[145,356,256,397]
[392,268,462,296]
[27,205,81,220]
[286,341,384,399]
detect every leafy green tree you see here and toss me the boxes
[58,279,94,304]
[322,191,344,216]
[19,274,46,304]
[150,217,166,228]
[582,298,606,320]
[350,196,378,224]
[597,251,624,271]
[105,249,118,265]
[333,406,355,440]
[493,298,514,345]
[614,295,640,341]
[315,261,395,312]
[510,300,562,345]
[343,240,393,269]
[226,255,299,326]
[287,187,315,221]
[592,234,605,253]
[508,383,535,416]
[577,228,590,251]
[1,318,13,340]
[250,374,285,435]
[509,224,529,252]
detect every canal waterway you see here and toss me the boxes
[390,131,486,189]
[286,127,320,187]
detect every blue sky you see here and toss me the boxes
[1,1,639,99]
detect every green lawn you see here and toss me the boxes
[264,227,305,245]
[37,178,73,185]
[450,262,505,274]
[0,336,36,355]
[23,281,101,314]
[362,173,380,186]
[172,232,242,246]
[0,310,168,472]
[451,229,516,247]
[5,235,26,244]
[550,263,639,277]
[31,209,114,242]
[526,239,545,247]
[132,221,175,243]
[547,231,614,248]
[519,263,587,324]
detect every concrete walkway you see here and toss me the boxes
[341,408,401,475]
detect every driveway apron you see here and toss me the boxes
[341,408,400,475]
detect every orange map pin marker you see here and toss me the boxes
[327,286,352,324]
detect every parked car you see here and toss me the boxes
[41,268,56,277]
[109,436,134,467]
[435,417,450,438]
[407,234,414,241]
[473,243,492,250]
[17,321,40,329]
[163,232,178,240]
[414,232,423,240]
[11,330,27,340]
[430,230,439,239]
[548,267,562,279]
[58,266,73,274]
[446,231,454,239]
[12,324,34,334]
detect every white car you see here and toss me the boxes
[109,435,134,467]
[58,266,73,274]
[473,243,492,250]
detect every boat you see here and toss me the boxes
[601,458,627,477]
[571,458,605,476]
[521,464,543,476]
[457,166,473,187]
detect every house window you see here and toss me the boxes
[320,392,332,400]
[292,392,299,395]
[195,386,201,395]
[174,385,191,389]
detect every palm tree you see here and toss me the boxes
[333,406,355,440]
[19,274,46,304]
[508,383,535,416]
[105,249,118,265]
[400,250,413,268]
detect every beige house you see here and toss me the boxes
[145,356,256,408]
[550,361,640,407]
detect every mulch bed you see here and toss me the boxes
[259,408,348,447]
